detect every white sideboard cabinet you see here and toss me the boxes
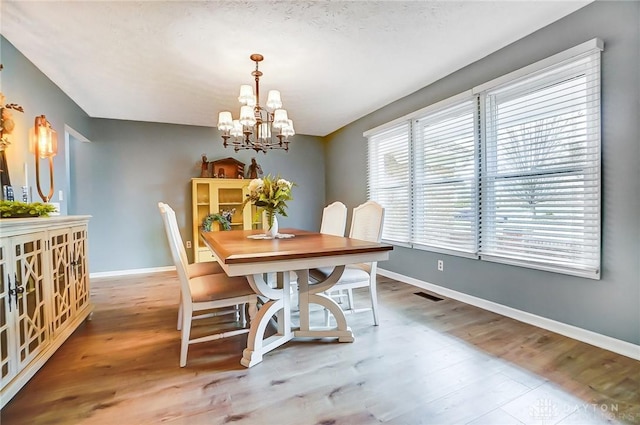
[0,215,92,408]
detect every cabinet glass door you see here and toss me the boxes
[0,241,16,386]
[218,187,244,230]
[50,229,72,335]
[71,226,89,312]
[13,234,48,368]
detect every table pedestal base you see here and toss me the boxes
[294,268,354,342]
[242,267,354,367]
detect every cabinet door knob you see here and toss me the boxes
[7,274,13,312]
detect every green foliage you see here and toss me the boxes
[0,200,57,218]
[202,213,231,231]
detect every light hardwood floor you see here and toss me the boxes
[2,272,639,425]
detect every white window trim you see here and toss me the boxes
[472,38,604,94]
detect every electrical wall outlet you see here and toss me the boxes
[186,241,192,249]
[437,259,444,271]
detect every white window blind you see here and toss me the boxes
[413,100,478,255]
[367,122,411,245]
[481,50,601,277]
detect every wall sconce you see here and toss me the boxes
[29,115,57,202]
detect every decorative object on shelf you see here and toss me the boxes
[200,154,211,177]
[0,200,57,218]
[30,115,57,202]
[202,212,232,231]
[242,175,294,237]
[221,208,235,224]
[217,53,295,153]
[0,64,25,189]
[211,157,245,180]
[247,157,263,179]
[2,186,14,201]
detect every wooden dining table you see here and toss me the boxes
[200,227,393,367]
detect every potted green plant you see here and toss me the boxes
[0,200,57,218]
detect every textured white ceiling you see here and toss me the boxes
[1,1,591,137]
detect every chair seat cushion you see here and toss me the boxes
[189,274,255,303]
[309,264,370,285]
[187,261,224,278]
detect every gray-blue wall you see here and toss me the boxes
[325,1,640,345]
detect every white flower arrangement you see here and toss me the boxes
[243,175,294,227]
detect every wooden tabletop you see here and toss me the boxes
[200,228,393,276]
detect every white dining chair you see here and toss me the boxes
[310,201,385,325]
[158,202,227,330]
[320,201,348,236]
[159,202,257,367]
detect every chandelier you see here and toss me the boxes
[217,53,295,153]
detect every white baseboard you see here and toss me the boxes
[378,268,640,361]
[90,265,175,279]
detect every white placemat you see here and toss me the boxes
[247,233,296,240]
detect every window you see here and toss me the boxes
[366,39,602,279]
[413,100,478,256]
[367,122,411,245]
[481,51,601,276]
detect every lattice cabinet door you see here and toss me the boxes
[12,232,50,370]
[0,239,18,388]
[70,226,89,313]
[49,229,73,336]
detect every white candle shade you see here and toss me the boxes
[239,105,256,127]
[266,90,282,110]
[230,120,243,137]
[238,85,254,105]
[272,109,289,129]
[217,111,233,131]
[282,119,295,137]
